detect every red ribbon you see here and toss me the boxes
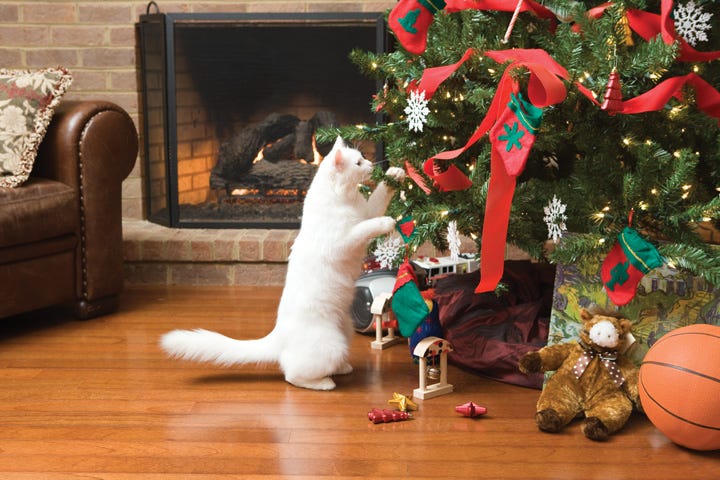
[412,48,475,99]
[415,49,569,292]
[620,73,720,122]
[577,72,720,124]
[473,50,569,293]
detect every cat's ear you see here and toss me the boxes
[332,136,346,151]
[333,147,345,170]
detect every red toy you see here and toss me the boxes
[368,408,411,424]
[455,401,487,418]
[639,324,720,451]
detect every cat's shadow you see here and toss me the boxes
[190,372,283,385]
[189,371,361,389]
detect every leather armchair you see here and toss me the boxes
[0,100,138,319]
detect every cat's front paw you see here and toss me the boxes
[379,216,397,233]
[385,167,406,183]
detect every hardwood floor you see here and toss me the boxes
[0,285,717,479]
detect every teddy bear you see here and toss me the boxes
[519,308,639,441]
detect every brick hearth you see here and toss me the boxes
[122,220,295,286]
[122,220,532,286]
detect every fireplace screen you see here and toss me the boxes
[138,11,386,228]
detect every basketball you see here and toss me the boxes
[639,324,720,451]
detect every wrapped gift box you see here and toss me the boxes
[549,256,720,365]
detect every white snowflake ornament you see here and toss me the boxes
[447,220,461,262]
[404,90,430,133]
[543,195,568,243]
[373,235,404,269]
[674,1,713,47]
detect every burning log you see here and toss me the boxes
[210,110,339,194]
[293,120,314,164]
[262,133,295,162]
[309,111,338,156]
[212,113,300,180]
[227,160,316,192]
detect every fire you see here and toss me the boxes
[253,146,266,164]
[298,136,323,166]
[231,188,260,196]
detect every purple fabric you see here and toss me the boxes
[433,261,555,389]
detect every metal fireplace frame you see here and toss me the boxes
[137,9,389,229]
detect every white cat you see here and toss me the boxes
[160,137,405,390]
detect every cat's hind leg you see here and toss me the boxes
[334,361,353,375]
[285,374,336,391]
[280,344,347,391]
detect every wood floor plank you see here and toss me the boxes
[0,285,717,479]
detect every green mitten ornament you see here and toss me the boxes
[391,259,429,337]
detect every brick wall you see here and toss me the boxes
[0,0,395,221]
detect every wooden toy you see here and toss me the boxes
[370,291,403,350]
[413,336,453,399]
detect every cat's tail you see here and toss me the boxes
[159,329,280,366]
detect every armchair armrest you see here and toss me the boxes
[35,100,138,317]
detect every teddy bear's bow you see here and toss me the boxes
[573,348,626,388]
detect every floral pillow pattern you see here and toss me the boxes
[0,67,73,188]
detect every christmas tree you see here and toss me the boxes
[318,0,720,292]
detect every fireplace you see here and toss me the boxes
[137,11,387,228]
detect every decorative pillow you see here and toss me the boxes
[0,67,73,188]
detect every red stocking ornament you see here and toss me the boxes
[601,227,664,306]
[489,92,543,176]
[389,0,447,55]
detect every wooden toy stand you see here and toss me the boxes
[370,292,402,350]
[413,336,453,399]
